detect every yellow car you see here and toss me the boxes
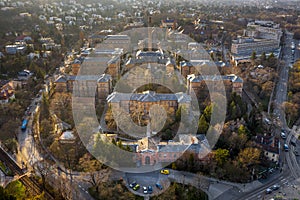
[133,184,140,191]
[160,169,170,175]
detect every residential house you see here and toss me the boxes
[161,19,177,30]
[18,69,33,80]
[0,81,15,104]
[5,45,26,55]
[59,131,76,143]
[255,135,280,163]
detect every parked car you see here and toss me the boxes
[281,132,286,139]
[129,181,137,188]
[147,186,153,194]
[284,144,289,151]
[160,169,170,175]
[133,184,140,191]
[272,184,280,190]
[156,183,163,190]
[266,188,272,194]
[143,186,147,194]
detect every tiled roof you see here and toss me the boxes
[54,75,67,83]
[254,135,280,154]
[136,50,163,58]
[59,131,75,140]
[105,35,130,40]
[97,74,112,82]
[162,19,175,23]
[107,91,191,103]
[55,75,102,83]
[158,144,189,152]
[166,59,176,66]
[187,74,243,83]
[107,56,120,64]
[175,93,191,103]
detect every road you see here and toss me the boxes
[272,31,293,128]
[285,126,300,178]
[0,144,54,199]
[16,95,43,169]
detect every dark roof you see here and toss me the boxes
[54,75,67,83]
[97,74,112,82]
[89,34,106,39]
[105,35,130,40]
[255,135,279,154]
[136,51,163,57]
[187,74,243,83]
[162,19,175,23]
[107,91,191,103]
[158,144,189,152]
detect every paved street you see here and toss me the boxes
[273,32,293,129]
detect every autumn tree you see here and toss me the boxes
[79,153,109,194]
[237,147,261,168]
[50,93,73,125]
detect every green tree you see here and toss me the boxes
[203,104,213,121]
[198,115,209,134]
[238,125,247,135]
[0,185,16,200]
[251,51,256,60]
[214,148,229,166]
[5,181,26,200]
[229,101,237,119]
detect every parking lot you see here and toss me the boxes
[125,170,170,196]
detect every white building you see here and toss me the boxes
[231,37,279,56]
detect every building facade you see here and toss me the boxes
[255,135,280,163]
[187,74,243,98]
[231,38,279,56]
[54,74,112,100]
[107,91,191,119]
[123,134,209,166]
